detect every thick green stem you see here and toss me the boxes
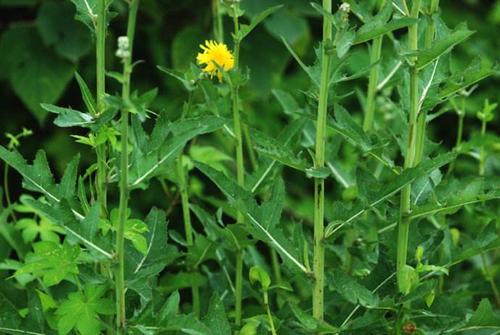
[363,35,383,131]
[116,0,139,331]
[312,0,332,321]
[414,0,439,164]
[363,0,386,132]
[232,5,245,328]
[397,0,420,293]
[95,0,108,216]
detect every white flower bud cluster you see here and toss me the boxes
[340,2,351,13]
[116,36,130,59]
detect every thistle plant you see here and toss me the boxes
[0,1,499,334]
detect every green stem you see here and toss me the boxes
[213,0,224,43]
[479,119,486,176]
[176,149,200,317]
[3,164,17,223]
[270,249,282,283]
[446,99,464,177]
[397,0,420,293]
[481,253,500,307]
[232,5,245,328]
[363,1,386,131]
[263,291,277,335]
[312,0,332,321]
[414,0,439,164]
[95,0,108,216]
[116,0,139,331]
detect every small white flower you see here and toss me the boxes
[340,2,351,13]
[116,36,130,59]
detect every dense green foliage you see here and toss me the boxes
[0,0,499,334]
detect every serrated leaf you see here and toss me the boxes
[332,270,379,307]
[203,294,231,335]
[415,23,474,70]
[237,5,283,41]
[41,103,94,128]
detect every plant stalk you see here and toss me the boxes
[363,0,386,131]
[213,0,224,43]
[116,0,139,331]
[397,0,420,292]
[312,0,332,321]
[232,4,245,328]
[414,0,439,164]
[95,0,108,216]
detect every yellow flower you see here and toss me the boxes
[196,40,235,81]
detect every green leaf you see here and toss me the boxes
[415,23,474,70]
[0,24,75,123]
[237,5,284,41]
[16,241,80,286]
[128,115,227,189]
[15,217,65,243]
[36,1,92,61]
[329,104,372,151]
[195,162,310,274]
[252,130,308,171]
[0,148,83,218]
[331,270,379,307]
[56,284,114,335]
[203,294,231,335]
[466,299,500,327]
[249,266,271,290]
[74,72,96,115]
[69,0,97,31]
[325,152,456,238]
[398,265,419,295]
[41,103,94,128]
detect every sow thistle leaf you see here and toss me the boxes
[325,152,456,238]
[0,148,83,218]
[202,294,231,335]
[23,198,113,260]
[195,162,310,274]
[56,284,114,335]
[329,104,372,151]
[128,115,227,189]
[74,72,96,115]
[237,5,284,41]
[466,299,500,327]
[41,103,94,128]
[252,130,308,171]
[331,270,379,307]
[415,23,474,70]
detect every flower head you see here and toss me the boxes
[196,40,235,81]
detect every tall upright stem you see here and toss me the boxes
[116,0,139,331]
[397,0,420,292]
[176,94,200,317]
[415,0,439,164]
[95,0,108,215]
[312,0,332,321]
[212,0,224,43]
[363,1,386,131]
[231,4,245,328]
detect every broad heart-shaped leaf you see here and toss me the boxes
[56,284,114,335]
[202,294,231,335]
[330,270,379,307]
[125,208,179,301]
[0,148,83,217]
[128,115,227,189]
[237,5,283,41]
[0,24,74,123]
[466,299,500,327]
[36,1,92,62]
[15,241,80,287]
[195,162,310,275]
[23,198,113,260]
[325,152,456,238]
[415,23,474,70]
